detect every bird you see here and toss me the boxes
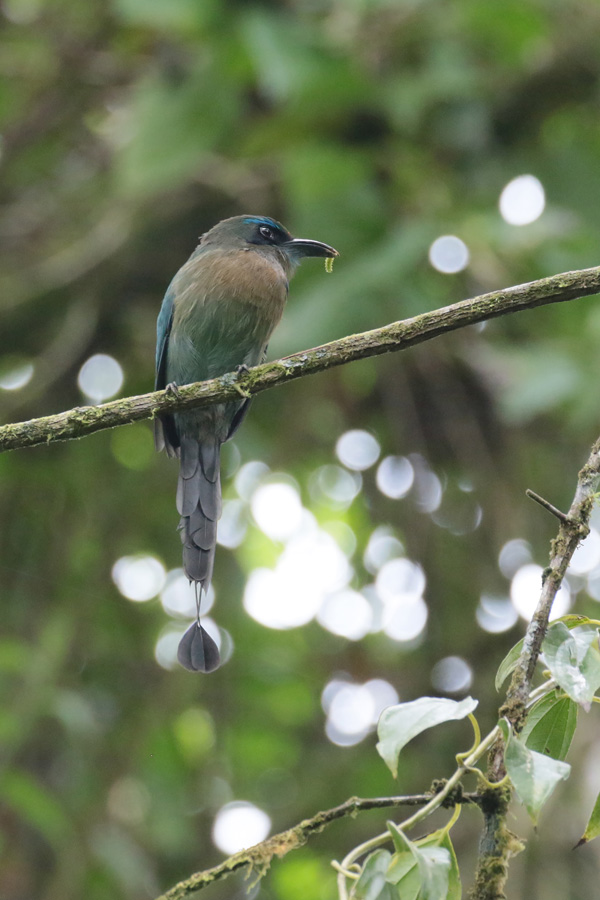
[155,215,338,673]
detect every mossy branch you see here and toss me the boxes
[154,791,481,900]
[470,435,600,900]
[2,265,600,453]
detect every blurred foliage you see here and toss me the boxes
[2,0,600,898]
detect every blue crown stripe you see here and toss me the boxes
[243,216,279,228]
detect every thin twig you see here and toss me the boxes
[154,793,481,900]
[2,265,600,453]
[525,489,571,523]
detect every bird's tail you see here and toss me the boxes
[176,435,222,673]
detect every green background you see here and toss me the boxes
[2,0,600,897]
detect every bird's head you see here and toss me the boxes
[200,215,338,271]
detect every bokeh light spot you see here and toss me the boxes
[411,456,443,513]
[499,174,545,226]
[376,456,414,499]
[476,594,519,633]
[569,528,600,575]
[160,569,214,618]
[0,361,34,391]
[326,684,375,741]
[112,555,166,602]
[431,656,473,694]
[217,499,247,549]
[317,590,373,640]
[336,429,380,471]
[310,465,362,509]
[364,528,405,574]
[498,539,532,579]
[383,596,428,642]
[428,235,469,274]
[376,557,426,603]
[154,626,182,671]
[212,802,271,854]
[511,563,570,621]
[78,353,124,402]
[323,678,399,747]
[234,460,270,500]
[251,482,303,541]
[244,567,321,629]
[244,527,352,629]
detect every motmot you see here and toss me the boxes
[155,215,338,673]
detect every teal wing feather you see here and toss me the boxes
[155,283,175,391]
[154,283,177,451]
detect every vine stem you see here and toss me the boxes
[335,726,500,900]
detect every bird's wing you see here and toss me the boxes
[154,284,178,453]
[155,284,175,391]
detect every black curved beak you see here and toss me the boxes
[284,238,339,259]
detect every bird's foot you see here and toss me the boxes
[233,382,251,399]
[233,365,251,398]
[165,382,181,399]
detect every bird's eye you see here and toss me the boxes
[259,225,274,241]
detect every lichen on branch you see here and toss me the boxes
[2,264,600,454]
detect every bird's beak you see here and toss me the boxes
[284,238,339,259]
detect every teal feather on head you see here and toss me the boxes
[242,215,282,228]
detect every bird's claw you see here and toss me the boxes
[233,382,251,399]
[165,382,181,399]
[233,364,251,398]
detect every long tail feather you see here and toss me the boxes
[176,438,222,672]
[177,621,220,673]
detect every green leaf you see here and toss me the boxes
[576,790,600,847]
[521,690,578,760]
[495,638,524,691]
[541,622,600,708]
[352,850,395,900]
[376,697,478,777]
[386,820,412,856]
[499,720,571,824]
[437,831,462,900]
[386,850,419,893]
[415,846,451,900]
[385,823,451,900]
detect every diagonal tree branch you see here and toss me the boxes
[1,265,600,454]
[154,791,482,900]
